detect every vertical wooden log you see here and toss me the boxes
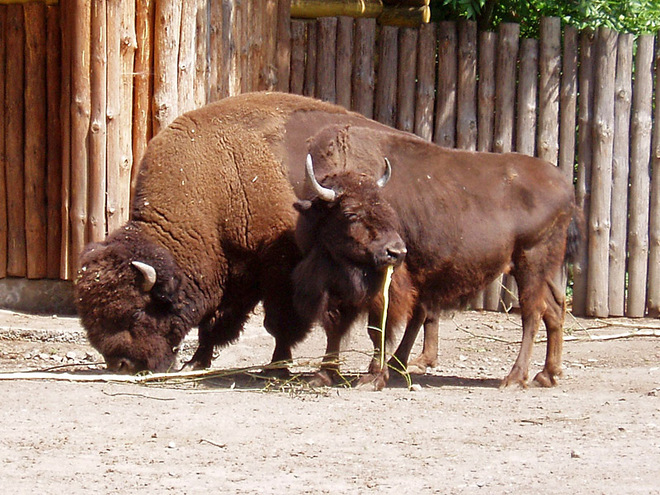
[414,22,435,141]
[114,0,136,230]
[559,25,578,180]
[106,0,122,232]
[0,8,7,278]
[626,35,653,317]
[647,37,660,317]
[396,27,417,133]
[316,17,337,103]
[434,21,456,147]
[537,17,560,166]
[262,0,278,90]
[208,0,222,100]
[235,0,248,93]
[609,33,633,317]
[587,27,617,317]
[194,0,209,108]
[456,20,477,151]
[70,0,92,270]
[352,17,375,118]
[335,16,353,109]
[179,0,197,115]
[88,0,107,243]
[153,0,181,134]
[59,0,73,279]
[46,5,62,279]
[5,5,27,277]
[248,0,264,91]
[493,23,519,155]
[24,5,50,278]
[477,31,496,153]
[572,30,597,315]
[289,20,306,95]
[246,0,260,90]
[374,25,398,127]
[470,30,496,310]
[223,0,239,97]
[276,0,292,93]
[132,0,154,191]
[516,39,538,156]
[303,21,317,97]
[485,23,518,312]
[626,35,654,318]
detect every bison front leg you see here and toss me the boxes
[309,306,360,388]
[355,321,390,391]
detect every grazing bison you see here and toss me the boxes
[293,155,415,389]
[75,92,398,374]
[305,124,580,389]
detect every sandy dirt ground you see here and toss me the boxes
[0,307,658,494]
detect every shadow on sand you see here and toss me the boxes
[194,369,502,391]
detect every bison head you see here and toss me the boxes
[292,154,406,319]
[74,226,188,374]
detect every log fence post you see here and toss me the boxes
[587,27,618,317]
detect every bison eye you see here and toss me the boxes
[345,212,359,222]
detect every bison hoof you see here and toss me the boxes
[261,366,292,380]
[308,370,336,388]
[407,356,438,375]
[355,373,387,391]
[180,359,210,372]
[533,369,559,387]
[500,369,528,389]
[405,362,427,375]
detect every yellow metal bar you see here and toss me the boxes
[0,0,58,5]
[291,0,383,19]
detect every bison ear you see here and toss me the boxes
[293,199,312,213]
[131,261,157,292]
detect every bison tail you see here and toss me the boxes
[564,210,583,264]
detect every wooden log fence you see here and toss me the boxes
[0,0,659,318]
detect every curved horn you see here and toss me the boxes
[131,261,157,292]
[377,157,392,188]
[305,154,337,202]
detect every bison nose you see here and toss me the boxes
[386,243,407,266]
[106,357,137,374]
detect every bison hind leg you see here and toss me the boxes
[533,277,566,387]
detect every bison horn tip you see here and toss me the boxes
[377,157,392,188]
[131,261,157,292]
[305,153,337,202]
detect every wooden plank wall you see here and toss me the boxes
[0,0,659,318]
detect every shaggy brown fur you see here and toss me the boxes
[292,167,414,389]
[75,92,390,373]
[306,124,580,389]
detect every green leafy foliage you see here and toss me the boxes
[432,0,660,35]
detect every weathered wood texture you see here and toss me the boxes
[587,27,618,318]
[648,36,660,317]
[1,5,660,318]
[609,33,633,317]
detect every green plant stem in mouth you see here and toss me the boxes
[379,265,394,370]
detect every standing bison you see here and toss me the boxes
[75,92,392,374]
[303,124,580,389]
[292,155,415,389]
